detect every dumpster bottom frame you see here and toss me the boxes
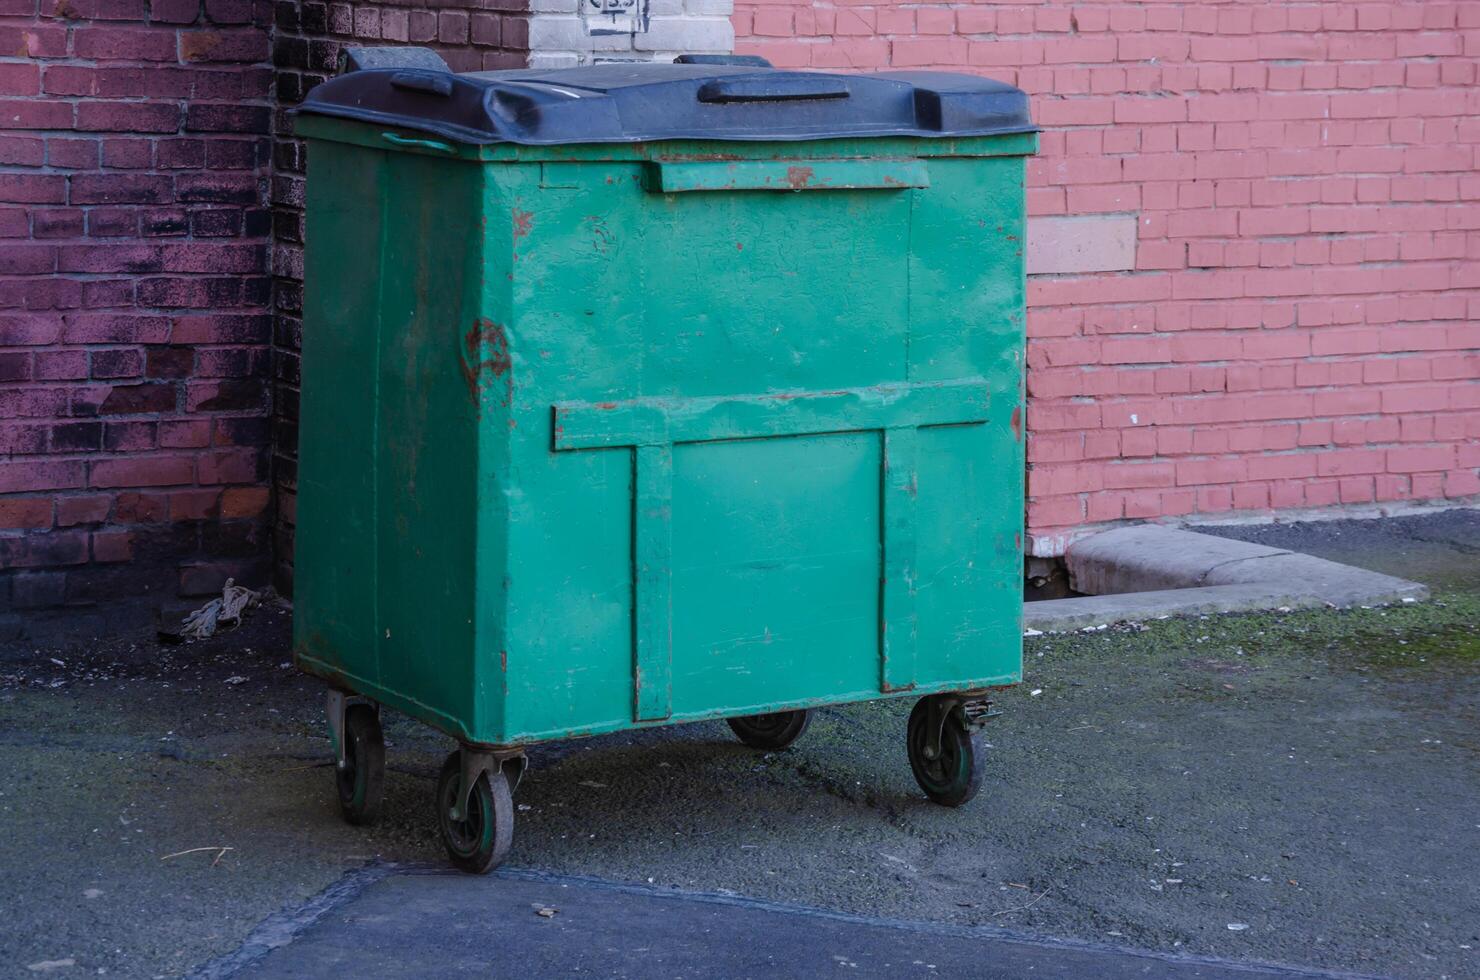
[296,651,1019,750]
[303,658,1017,874]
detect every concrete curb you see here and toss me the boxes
[1024,526,1429,634]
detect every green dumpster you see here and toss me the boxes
[293,50,1036,873]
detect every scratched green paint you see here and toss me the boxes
[293,116,1035,748]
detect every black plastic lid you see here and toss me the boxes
[297,49,1034,146]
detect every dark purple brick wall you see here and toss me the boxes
[269,0,530,593]
[0,0,530,623]
[1,0,276,622]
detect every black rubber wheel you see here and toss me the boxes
[436,751,514,875]
[906,698,984,807]
[727,709,813,750]
[335,704,385,826]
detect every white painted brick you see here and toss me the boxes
[529,50,582,68]
[633,16,731,52]
[1026,214,1138,276]
[683,0,732,16]
[529,0,579,12]
[529,14,643,51]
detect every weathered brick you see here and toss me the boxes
[90,455,194,488]
[69,173,173,205]
[91,530,134,562]
[56,494,112,526]
[220,485,269,517]
[0,532,89,568]
[0,497,53,528]
[180,29,270,62]
[73,27,179,61]
[98,383,178,414]
[74,101,180,133]
[0,173,66,204]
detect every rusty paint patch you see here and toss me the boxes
[785,165,815,190]
[458,318,511,414]
[1010,406,1022,441]
[585,214,613,254]
[512,208,533,240]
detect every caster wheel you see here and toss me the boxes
[906,697,984,807]
[335,704,385,826]
[727,709,813,750]
[436,751,514,875]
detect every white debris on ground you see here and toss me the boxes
[162,579,263,644]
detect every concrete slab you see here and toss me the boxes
[1023,525,1428,634]
[212,868,1365,980]
[1024,584,1328,634]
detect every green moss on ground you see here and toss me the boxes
[1026,590,1480,677]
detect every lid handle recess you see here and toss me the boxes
[390,70,454,97]
[697,74,850,104]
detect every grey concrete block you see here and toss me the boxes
[1029,524,1430,633]
[1065,526,1290,596]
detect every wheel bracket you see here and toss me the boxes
[325,689,378,770]
[451,746,527,822]
[920,691,996,761]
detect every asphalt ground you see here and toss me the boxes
[216,868,1365,979]
[1,508,1477,979]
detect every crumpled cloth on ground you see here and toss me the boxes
[160,579,262,644]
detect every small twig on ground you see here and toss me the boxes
[994,884,1052,917]
[160,846,233,864]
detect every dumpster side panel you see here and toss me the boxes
[293,140,387,686]
[372,151,491,741]
[909,155,1026,688]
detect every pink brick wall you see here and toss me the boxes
[0,0,274,615]
[735,0,1480,553]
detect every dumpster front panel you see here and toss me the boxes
[669,431,884,714]
[495,148,1026,742]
